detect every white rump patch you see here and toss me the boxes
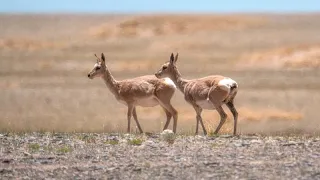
[218,78,238,91]
[164,78,176,88]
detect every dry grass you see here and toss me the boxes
[88,15,266,39]
[0,38,65,51]
[238,44,320,69]
[179,106,303,134]
[237,107,303,122]
[0,14,320,135]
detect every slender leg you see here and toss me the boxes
[167,104,178,133]
[196,115,199,135]
[132,107,143,133]
[198,114,207,135]
[127,105,134,133]
[155,89,178,133]
[158,101,178,133]
[226,101,238,135]
[213,106,227,134]
[207,86,229,135]
[192,105,206,135]
[161,107,172,130]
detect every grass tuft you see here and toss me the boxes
[127,138,144,146]
[28,143,40,152]
[77,134,96,144]
[104,140,119,145]
[56,146,73,154]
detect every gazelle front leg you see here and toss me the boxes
[161,107,172,131]
[192,104,207,135]
[126,104,134,133]
[132,107,143,133]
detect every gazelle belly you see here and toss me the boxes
[135,97,159,107]
[196,100,216,110]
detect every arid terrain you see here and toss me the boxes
[0,13,320,179]
[0,133,319,179]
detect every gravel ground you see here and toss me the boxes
[1,132,320,180]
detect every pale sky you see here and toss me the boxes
[1,0,319,13]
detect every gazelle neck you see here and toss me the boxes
[171,66,188,93]
[101,66,119,96]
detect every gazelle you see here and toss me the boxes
[87,53,178,133]
[155,53,239,135]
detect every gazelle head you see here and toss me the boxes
[87,53,106,79]
[155,53,178,79]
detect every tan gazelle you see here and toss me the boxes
[87,53,178,133]
[155,53,239,135]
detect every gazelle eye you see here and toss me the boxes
[163,66,167,70]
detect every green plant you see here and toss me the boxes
[104,140,119,145]
[128,138,143,146]
[56,146,73,154]
[208,131,219,137]
[211,143,221,148]
[28,143,40,152]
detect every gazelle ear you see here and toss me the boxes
[94,54,100,63]
[170,53,175,64]
[101,53,105,62]
[174,53,179,63]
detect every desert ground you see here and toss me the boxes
[0,13,320,179]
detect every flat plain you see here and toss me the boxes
[0,13,320,179]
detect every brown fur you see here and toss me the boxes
[88,53,178,133]
[155,53,239,135]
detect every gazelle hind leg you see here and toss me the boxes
[208,86,229,135]
[157,100,178,133]
[155,88,178,133]
[213,106,227,134]
[226,101,238,135]
[161,107,172,131]
[132,107,143,133]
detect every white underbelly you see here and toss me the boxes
[118,99,127,105]
[135,97,159,107]
[196,100,216,110]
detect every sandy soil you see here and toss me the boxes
[1,133,320,179]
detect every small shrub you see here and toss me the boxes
[78,134,96,144]
[208,131,219,137]
[104,140,119,145]
[160,129,176,144]
[28,143,40,152]
[56,146,73,154]
[211,143,220,148]
[128,138,143,146]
